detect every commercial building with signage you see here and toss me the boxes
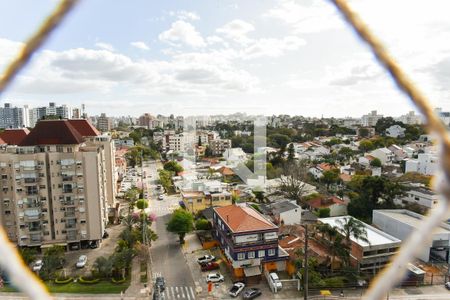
[212,204,289,282]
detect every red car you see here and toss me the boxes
[201,262,220,272]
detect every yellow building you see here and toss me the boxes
[181,190,232,214]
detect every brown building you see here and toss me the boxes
[97,113,111,132]
[0,119,117,250]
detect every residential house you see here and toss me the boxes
[212,204,289,282]
[388,144,408,162]
[369,148,394,165]
[319,216,401,275]
[260,200,302,225]
[405,153,438,175]
[385,125,406,138]
[394,185,438,209]
[223,148,247,166]
[308,196,347,217]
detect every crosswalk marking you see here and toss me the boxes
[152,272,162,279]
[163,286,196,300]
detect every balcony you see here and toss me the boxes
[62,176,73,182]
[66,234,79,241]
[63,189,73,194]
[65,223,77,229]
[64,211,76,218]
[24,178,38,184]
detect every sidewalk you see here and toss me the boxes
[124,257,148,299]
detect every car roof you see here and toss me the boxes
[79,255,87,259]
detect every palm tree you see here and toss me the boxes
[336,217,370,249]
[329,234,350,269]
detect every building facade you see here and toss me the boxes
[0,120,115,250]
[212,204,288,281]
[97,113,112,132]
[209,139,232,156]
[0,103,24,129]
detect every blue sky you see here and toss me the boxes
[1,0,450,117]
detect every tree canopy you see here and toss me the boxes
[166,209,194,244]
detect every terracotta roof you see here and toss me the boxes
[364,155,375,161]
[67,119,100,137]
[219,166,235,176]
[214,205,277,233]
[308,196,345,209]
[0,137,6,145]
[0,128,30,145]
[339,173,352,182]
[318,163,334,171]
[20,120,84,146]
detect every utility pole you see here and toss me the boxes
[304,224,309,300]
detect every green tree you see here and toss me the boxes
[337,217,369,250]
[93,256,114,279]
[269,133,291,149]
[287,143,295,161]
[205,146,213,157]
[19,248,38,266]
[195,218,212,230]
[276,159,310,204]
[158,169,173,191]
[317,208,331,218]
[370,158,382,168]
[166,209,194,244]
[164,161,184,173]
[41,245,65,279]
[136,199,149,210]
[359,128,369,138]
[321,170,340,190]
[338,147,355,162]
[358,139,375,152]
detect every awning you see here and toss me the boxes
[244,266,262,277]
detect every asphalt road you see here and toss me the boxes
[143,160,196,300]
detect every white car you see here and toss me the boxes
[32,260,43,272]
[269,272,282,289]
[197,254,216,264]
[158,194,164,200]
[229,282,245,297]
[76,255,87,268]
[206,273,224,283]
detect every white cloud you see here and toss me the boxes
[216,19,255,45]
[169,10,200,21]
[159,20,206,48]
[95,42,114,51]
[242,36,306,59]
[131,41,150,50]
[264,0,342,33]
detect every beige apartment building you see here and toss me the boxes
[0,119,117,250]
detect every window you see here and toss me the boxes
[248,251,255,259]
[258,250,265,257]
[268,249,276,256]
[237,253,245,260]
[197,198,203,203]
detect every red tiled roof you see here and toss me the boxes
[215,205,277,233]
[364,155,375,161]
[20,120,84,146]
[219,166,235,176]
[339,173,352,182]
[67,119,100,137]
[318,163,334,171]
[308,196,345,209]
[0,137,6,144]
[0,128,30,145]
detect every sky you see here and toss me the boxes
[0,0,450,118]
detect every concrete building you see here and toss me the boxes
[369,148,394,165]
[356,127,376,138]
[0,103,24,129]
[209,139,232,156]
[361,110,383,127]
[96,113,112,132]
[30,102,71,127]
[373,209,450,263]
[405,153,438,175]
[260,200,302,226]
[213,204,289,282]
[397,111,422,125]
[395,186,439,209]
[319,216,401,275]
[0,119,116,250]
[72,108,81,119]
[308,196,347,217]
[181,190,232,214]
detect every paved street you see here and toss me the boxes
[143,160,197,300]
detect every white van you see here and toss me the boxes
[269,272,282,290]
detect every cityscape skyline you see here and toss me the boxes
[1,1,450,117]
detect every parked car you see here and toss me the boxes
[206,273,224,283]
[242,288,262,299]
[445,281,450,290]
[155,276,166,292]
[228,282,245,297]
[201,262,220,272]
[269,272,282,289]
[197,255,216,264]
[156,185,162,189]
[32,260,43,272]
[158,195,164,200]
[89,241,98,249]
[103,230,109,239]
[76,255,88,268]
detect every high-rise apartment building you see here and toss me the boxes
[97,113,112,132]
[0,119,116,249]
[29,102,72,127]
[0,103,24,129]
[361,110,383,127]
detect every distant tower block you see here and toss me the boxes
[81,104,86,119]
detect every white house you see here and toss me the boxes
[373,209,450,263]
[369,148,394,165]
[405,153,438,175]
[261,200,302,225]
[388,144,407,162]
[395,185,439,209]
[385,125,406,138]
[223,148,247,166]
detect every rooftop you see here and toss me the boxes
[308,196,345,209]
[20,120,84,146]
[0,128,30,145]
[319,216,401,247]
[67,119,100,137]
[266,200,300,214]
[214,204,277,233]
[374,210,450,235]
